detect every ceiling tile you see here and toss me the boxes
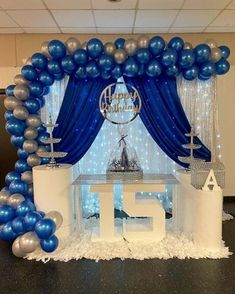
[0,11,18,27]
[134,27,169,33]
[92,0,137,9]
[0,0,45,9]
[227,0,235,9]
[205,26,235,32]
[135,10,178,27]
[0,27,23,33]
[169,27,205,33]
[94,10,135,27]
[52,10,95,27]
[7,10,57,27]
[173,10,219,27]
[183,0,231,9]
[23,27,60,33]
[138,0,184,9]
[97,27,132,33]
[210,10,235,26]
[61,27,96,33]
[44,0,91,9]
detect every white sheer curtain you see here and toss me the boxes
[41,75,219,215]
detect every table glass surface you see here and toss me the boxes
[72,174,178,185]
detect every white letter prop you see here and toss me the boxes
[202,169,221,191]
[123,184,166,242]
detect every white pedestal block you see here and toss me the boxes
[33,164,73,238]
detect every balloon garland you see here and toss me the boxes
[0,35,231,258]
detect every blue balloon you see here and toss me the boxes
[31,53,48,70]
[5,85,15,96]
[87,38,103,58]
[149,36,165,56]
[24,211,42,231]
[47,59,62,75]
[5,171,21,186]
[194,44,211,64]
[4,111,14,121]
[54,72,65,80]
[48,40,66,60]
[24,98,41,114]
[98,54,114,71]
[183,65,198,81]
[145,60,162,77]
[35,96,46,108]
[61,55,77,74]
[219,45,230,59]
[168,37,184,51]
[15,159,31,173]
[38,71,54,86]
[0,222,17,241]
[114,38,125,49]
[136,48,150,64]
[123,57,139,77]
[73,49,88,65]
[179,49,195,69]
[37,132,50,144]
[21,65,38,81]
[17,148,29,160]
[0,205,16,224]
[11,135,25,148]
[198,73,211,81]
[28,81,44,97]
[75,66,87,79]
[16,200,35,217]
[137,64,145,76]
[37,211,46,218]
[41,157,50,164]
[37,125,46,134]
[111,65,122,79]
[85,61,100,78]
[11,216,25,234]
[161,49,178,67]
[101,70,111,80]
[43,86,50,96]
[40,235,59,253]
[35,218,56,239]
[200,62,215,77]
[6,118,26,136]
[166,65,179,77]
[215,58,230,75]
[9,180,28,195]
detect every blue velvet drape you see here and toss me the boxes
[54,76,211,167]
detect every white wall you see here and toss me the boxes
[0,67,234,196]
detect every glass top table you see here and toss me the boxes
[72,173,178,185]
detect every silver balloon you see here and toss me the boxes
[26,115,41,128]
[12,237,27,258]
[138,35,149,48]
[19,232,39,254]
[104,42,116,56]
[27,184,34,196]
[13,106,29,120]
[14,74,29,85]
[41,41,51,58]
[124,39,138,56]
[210,47,222,63]
[46,211,63,230]
[23,57,32,65]
[206,39,217,49]
[7,193,25,209]
[13,84,30,101]
[184,42,193,50]
[81,42,87,50]
[24,127,38,140]
[66,37,81,54]
[114,49,127,64]
[23,139,38,154]
[0,190,10,205]
[27,154,41,167]
[21,171,33,184]
[4,96,22,110]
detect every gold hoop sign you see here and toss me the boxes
[99,82,142,125]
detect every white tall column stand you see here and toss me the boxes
[33,164,73,238]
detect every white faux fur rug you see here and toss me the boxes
[26,218,232,263]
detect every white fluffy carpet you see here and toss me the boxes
[26,218,232,263]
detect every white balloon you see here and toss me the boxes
[46,211,63,230]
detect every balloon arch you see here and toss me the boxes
[0,35,231,257]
